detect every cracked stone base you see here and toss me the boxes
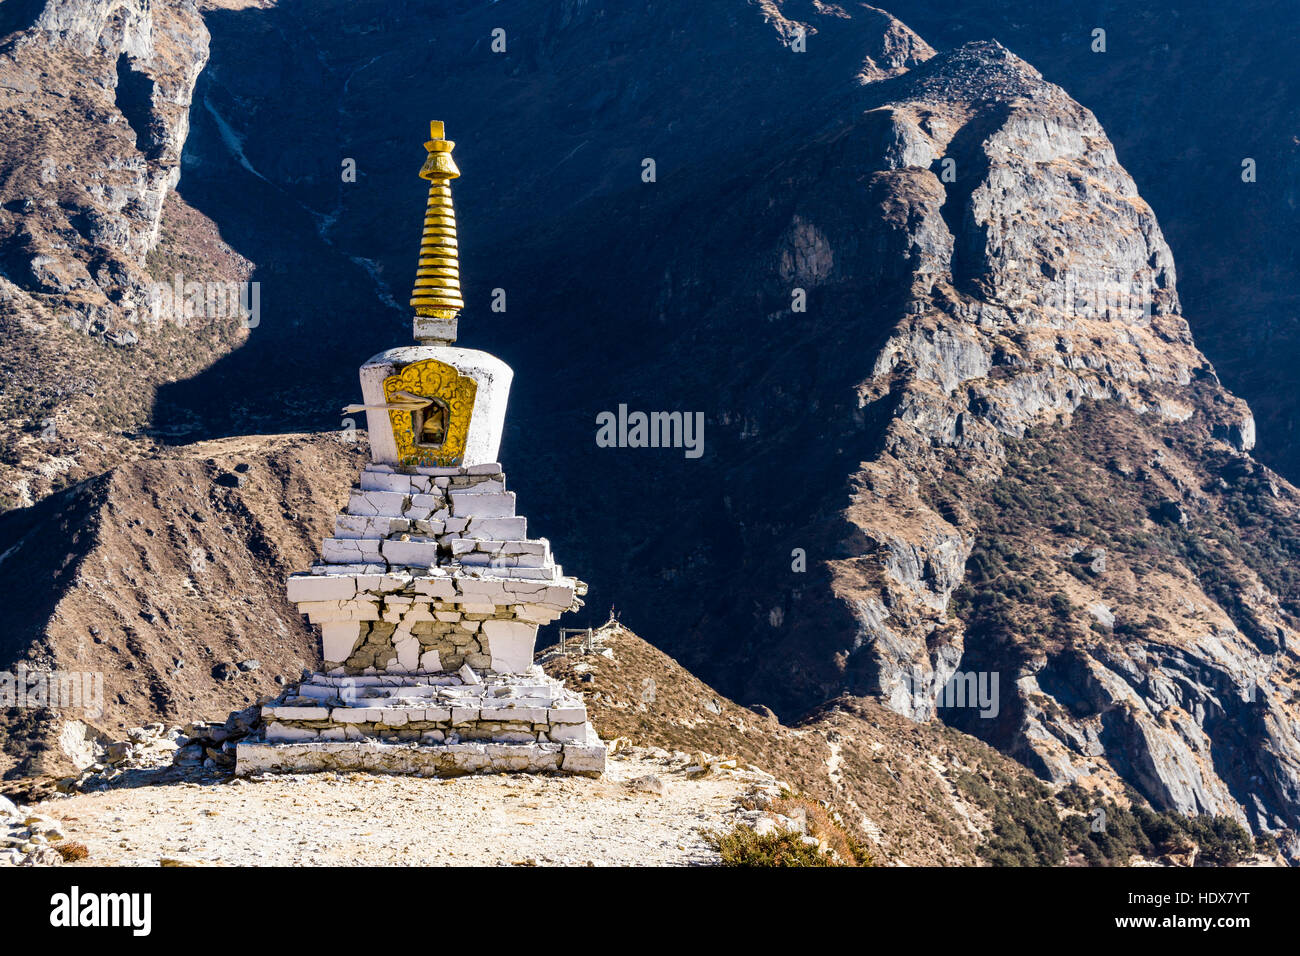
[236,734,607,777]
[237,668,607,778]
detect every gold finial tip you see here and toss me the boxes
[429,120,445,139]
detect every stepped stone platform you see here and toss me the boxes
[284,462,582,677]
[237,670,605,776]
[236,462,606,777]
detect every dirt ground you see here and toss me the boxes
[36,749,767,867]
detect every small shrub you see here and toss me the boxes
[707,794,872,867]
[54,842,89,862]
[707,826,834,867]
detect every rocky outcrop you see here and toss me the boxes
[838,41,1230,716]
[0,433,366,781]
[0,0,218,504]
[0,0,208,315]
[791,41,1299,851]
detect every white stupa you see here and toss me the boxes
[236,122,605,777]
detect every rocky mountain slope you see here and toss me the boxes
[0,1,1297,859]
[0,431,365,779]
[877,0,1300,484]
[0,0,251,505]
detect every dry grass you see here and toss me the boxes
[54,841,89,862]
[707,794,873,866]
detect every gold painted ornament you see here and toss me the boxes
[382,358,478,467]
[410,120,464,318]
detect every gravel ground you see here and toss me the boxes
[35,749,769,866]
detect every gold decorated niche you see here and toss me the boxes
[383,359,477,467]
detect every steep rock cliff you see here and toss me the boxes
[0,0,231,504]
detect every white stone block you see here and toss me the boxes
[322,538,384,564]
[381,538,440,566]
[489,706,547,723]
[561,740,607,774]
[287,574,357,603]
[434,611,461,623]
[503,581,548,597]
[457,663,480,685]
[414,577,457,600]
[266,722,318,742]
[267,706,331,721]
[459,478,505,494]
[335,514,411,539]
[499,539,547,556]
[548,707,587,723]
[321,621,363,664]
[449,490,516,518]
[419,649,442,672]
[360,471,413,494]
[347,489,409,517]
[498,566,556,581]
[400,604,434,623]
[331,707,381,723]
[299,599,380,623]
[395,636,420,672]
[467,462,502,475]
[542,586,577,606]
[463,516,526,540]
[482,619,538,674]
[549,722,588,743]
[458,579,509,600]
[514,604,560,625]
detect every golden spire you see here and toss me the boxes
[410,121,464,336]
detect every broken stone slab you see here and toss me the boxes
[360,470,416,494]
[335,514,412,538]
[322,538,384,564]
[462,516,526,539]
[346,489,410,517]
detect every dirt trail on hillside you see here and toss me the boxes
[39,750,762,866]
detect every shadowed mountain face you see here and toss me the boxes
[874,0,1300,482]
[1,1,1299,854]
